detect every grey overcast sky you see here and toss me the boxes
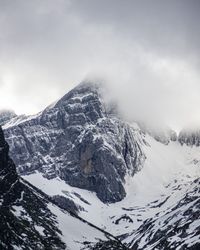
[0,0,200,130]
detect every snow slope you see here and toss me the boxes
[0,125,127,250]
[2,82,200,249]
[24,132,200,249]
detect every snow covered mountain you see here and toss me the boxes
[22,132,200,250]
[127,178,200,249]
[0,126,130,250]
[2,81,200,249]
[3,82,145,203]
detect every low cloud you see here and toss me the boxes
[0,0,199,130]
[87,51,200,131]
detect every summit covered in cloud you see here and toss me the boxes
[0,0,200,131]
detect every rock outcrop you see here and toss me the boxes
[0,126,66,249]
[4,82,145,203]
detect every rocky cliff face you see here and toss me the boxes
[0,126,130,250]
[1,81,200,249]
[4,82,145,203]
[0,126,66,250]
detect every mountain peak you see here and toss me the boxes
[54,80,103,108]
[3,82,145,203]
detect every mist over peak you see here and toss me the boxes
[0,0,199,131]
[82,69,200,133]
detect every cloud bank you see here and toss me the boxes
[0,0,199,130]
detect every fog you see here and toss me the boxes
[0,0,200,130]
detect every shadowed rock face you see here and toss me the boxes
[0,126,66,250]
[4,82,145,203]
[0,126,130,249]
[0,127,18,193]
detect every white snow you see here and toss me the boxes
[34,225,45,236]
[12,205,24,217]
[48,204,107,250]
[23,132,200,248]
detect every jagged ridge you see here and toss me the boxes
[0,127,66,250]
[4,82,145,203]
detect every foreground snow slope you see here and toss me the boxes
[2,81,200,249]
[24,133,200,249]
[0,126,127,250]
[127,178,200,249]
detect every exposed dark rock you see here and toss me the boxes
[52,195,83,215]
[73,192,91,205]
[0,126,66,250]
[4,82,145,203]
[83,239,130,250]
[114,215,133,225]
